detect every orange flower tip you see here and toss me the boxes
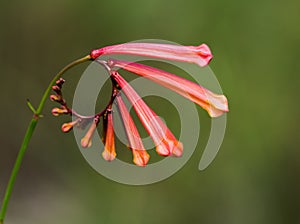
[50,95,60,102]
[102,149,116,161]
[81,137,92,148]
[133,150,150,167]
[80,121,98,148]
[156,144,171,156]
[171,142,183,157]
[51,107,68,116]
[61,122,73,133]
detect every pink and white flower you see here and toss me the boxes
[91,42,212,67]
[108,59,229,117]
[111,71,183,157]
[115,95,150,166]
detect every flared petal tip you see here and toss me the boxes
[133,150,150,167]
[171,141,183,157]
[207,94,229,118]
[102,149,116,161]
[156,144,171,156]
[156,140,183,157]
[195,44,213,66]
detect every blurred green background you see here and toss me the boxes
[1,0,299,223]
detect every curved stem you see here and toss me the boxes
[36,55,92,115]
[0,54,91,224]
[64,59,118,120]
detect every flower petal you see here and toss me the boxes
[91,43,212,67]
[115,95,150,166]
[111,71,183,157]
[102,110,117,161]
[109,59,229,117]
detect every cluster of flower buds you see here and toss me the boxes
[50,78,90,133]
[50,42,229,166]
[50,78,69,116]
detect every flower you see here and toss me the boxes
[90,42,212,67]
[102,109,117,161]
[108,59,229,117]
[111,71,183,157]
[115,94,150,166]
[50,41,229,166]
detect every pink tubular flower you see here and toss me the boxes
[111,71,183,157]
[90,42,212,67]
[102,110,117,161]
[51,41,229,167]
[108,59,229,117]
[115,95,150,166]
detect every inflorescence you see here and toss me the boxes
[50,42,229,166]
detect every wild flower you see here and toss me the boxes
[90,42,213,67]
[50,42,229,166]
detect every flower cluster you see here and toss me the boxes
[50,42,229,166]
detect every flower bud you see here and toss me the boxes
[51,107,69,116]
[81,119,98,148]
[50,94,61,102]
[61,119,80,133]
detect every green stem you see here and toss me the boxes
[0,54,91,223]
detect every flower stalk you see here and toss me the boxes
[0,55,91,224]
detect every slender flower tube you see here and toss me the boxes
[115,95,150,166]
[90,43,212,67]
[102,109,117,161]
[111,71,183,157]
[109,59,229,117]
[81,118,99,148]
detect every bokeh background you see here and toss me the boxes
[1,0,299,223]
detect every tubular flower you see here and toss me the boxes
[102,109,117,161]
[115,95,150,166]
[111,71,183,157]
[108,59,228,117]
[50,41,229,166]
[90,42,212,67]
